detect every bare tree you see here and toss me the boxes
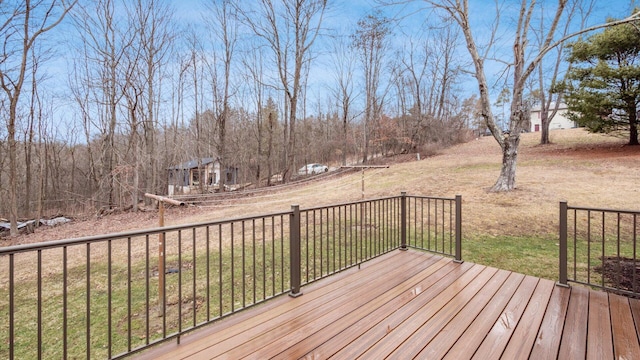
[236,0,327,182]
[393,22,463,149]
[204,0,237,192]
[0,100,6,214]
[167,51,192,175]
[426,0,640,191]
[353,12,391,163]
[0,0,77,236]
[122,40,143,210]
[133,0,175,198]
[72,0,138,209]
[186,30,205,193]
[425,0,568,191]
[264,97,279,185]
[69,46,100,199]
[330,35,358,166]
[394,37,428,148]
[24,46,41,218]
[242,47,269,185]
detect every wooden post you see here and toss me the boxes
[144,193,185,207]
[143,193,184,306]
[339,165,389,200]
[361,167,365,199]
[158,202,165,305]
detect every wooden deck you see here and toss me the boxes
[138,250,640,359]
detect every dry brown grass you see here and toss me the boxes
[5,127,639,246]
[180,128,638,240]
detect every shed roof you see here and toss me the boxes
[167,157,216,170]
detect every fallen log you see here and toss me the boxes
[144,193,186,207]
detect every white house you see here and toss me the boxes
[530,103,577,132]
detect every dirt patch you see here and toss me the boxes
[530,141,639,160]
[596,256,640,296]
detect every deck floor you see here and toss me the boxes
[138,250,640,359]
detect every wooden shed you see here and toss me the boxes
[167,158,238,195]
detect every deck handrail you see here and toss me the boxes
[0,193,461,359]
[558,201,640,297]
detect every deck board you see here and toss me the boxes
[241,255,456,359]
[137,250,640,360]
[386,267,501,359]
[226,254,444,359]
[559,285,589,359]
[470,275,539,359]
[358,264,491,359]
[610,293,640,360]
[442,272,525,359]
[630,297,640,344]
[414,269,512,359]
[587,290,613,360]
[192,251,431,359]
[528,284,571,359]
[281,257,454,359]
[330,261,478,359]
[500,277,555,360]
[353,263,485,358]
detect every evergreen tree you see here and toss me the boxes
[564,11,640,145]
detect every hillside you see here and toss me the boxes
[5,128,639,250]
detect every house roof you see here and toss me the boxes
[531,102,568,112]
[167,157,217,170]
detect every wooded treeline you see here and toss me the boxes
[0,0,483,231]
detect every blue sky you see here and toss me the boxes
[33,0,640,136]
[166,0,636,98]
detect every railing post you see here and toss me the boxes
[289,205,303,297]
[400,192,407,251]
[454,195,463,263]
[558,201,569,287]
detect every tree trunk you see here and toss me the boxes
[491,134,520,191]
[282,90,289,181]
[133,159,139,211]
[145,81,156,200]
[342,110,348,166]
[629,103,639,145]
[540,109,550,144]
[267,112,274,186]
[362,119,369,164]
[217,114,226,192]
[8,98,19,236]
[256,110,263,185]
[25,115,34,217]
[285,92,297,182]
